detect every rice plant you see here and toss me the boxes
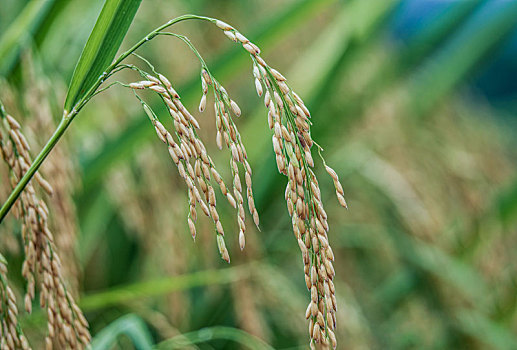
[0,1,346,349]
[2,0,517,349]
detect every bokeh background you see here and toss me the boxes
[1,0,517,349]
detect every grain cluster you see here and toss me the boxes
[215,19,347,349]
[0,109,90,349]
[128,18,347,349]
[129,71,259,262]
[22,63,81,293]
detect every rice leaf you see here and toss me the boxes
[410,1,517,115]
[456,309,517,350]
[80,265,249,311]
[0,0,54,75]
[91,314,153,350]
[155,326,274,350]
[64,0,141,112]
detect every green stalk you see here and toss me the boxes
[0,14,215,223]
[0,111,72,222]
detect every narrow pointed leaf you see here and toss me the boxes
[156,326,274,350]
[64,0,141,112]
[91,314,153,350]
[0,0,54,75]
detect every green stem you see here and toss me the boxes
[69,14,214,115]
[0,113,73,222]
[0,14,216,223]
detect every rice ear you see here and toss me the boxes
[0,111,91,348]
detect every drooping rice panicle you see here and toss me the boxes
[133,86,232,262]
[127,59,260,260]
[212,19,347,349]
[0,108,90,349]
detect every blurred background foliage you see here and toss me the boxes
[1,0,517,349]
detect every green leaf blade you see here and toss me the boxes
[0,0,55,76]
[64,0,141,112]
[91,314,153,350]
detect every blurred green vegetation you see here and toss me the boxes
[1,0,517,349]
